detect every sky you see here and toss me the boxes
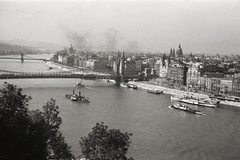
[0,0,240,54]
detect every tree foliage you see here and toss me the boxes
[79,122,134,160]
[0,82,73,160]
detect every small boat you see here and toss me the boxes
[127,84,137,89]
[169,103,203,115]
[45,66,53,70]
[70,94,79,101]
[120,83,128,87]
[148,89,163,94]
[107,79,116,83]
[74,79,84,87]
[66,90,89,103]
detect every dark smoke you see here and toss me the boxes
[66,31,92,51]
[65,28,139,52]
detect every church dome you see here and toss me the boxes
[176,44,183,57]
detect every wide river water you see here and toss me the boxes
[1,54,240,160]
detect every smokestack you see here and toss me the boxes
[79,91,81,97]
[73,90,75,95]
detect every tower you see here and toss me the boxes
[120,51,125,82]
[173,48,175,58]
[21,53,24,63]
[116,50,120,76]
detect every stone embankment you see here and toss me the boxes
[128,81,210,99]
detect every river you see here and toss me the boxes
[1,54,240,160]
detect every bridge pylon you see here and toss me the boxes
[115,75,122,84]
[21,53,24,63]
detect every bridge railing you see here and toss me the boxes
[0,71,119,80]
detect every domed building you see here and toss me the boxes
[176,44,183,59]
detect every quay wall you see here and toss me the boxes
[128,81,210,99]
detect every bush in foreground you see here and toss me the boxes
[0,82,73,160]
[79,122,134,160]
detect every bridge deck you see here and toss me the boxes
[0,71,138,81]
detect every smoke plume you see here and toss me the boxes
[65,28,139,52]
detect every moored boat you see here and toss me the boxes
[169,103,203,115]
[147,89,163,94]
[127,84,137,89]
[107,79,116,83]
[198,99,219,108]
[74,79,84,87]
[171,95,199,105]
[171,95,219,108]
[120,82,128,87]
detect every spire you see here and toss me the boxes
[122,50,125,58]
[163,53,166,66]
[170,48,172,57]
[179,44,181,49]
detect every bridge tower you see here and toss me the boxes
[120,50,125,82]
[115,50,125,84]
[21,53,24,63]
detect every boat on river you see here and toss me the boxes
[74,79,84,87]
[120,82,128,87]
[171,95,219,108]
[107,79,116,83]
[127,84,137,89]
[147,89,163,94]
[65,90,89,103]
[198,99,219,108]
[45,66,53,70]
[169,103,203,115]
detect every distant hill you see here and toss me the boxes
[1,39,64,51]
[0,41,41,55]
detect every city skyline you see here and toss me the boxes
[0,0,239,55]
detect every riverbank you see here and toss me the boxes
[128,81,210,99]
[128,81,240,107]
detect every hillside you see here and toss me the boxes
[1,39,64,51]
[0,42,38,55]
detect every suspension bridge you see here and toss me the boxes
[0,52,141,83]
[0,53,49,62]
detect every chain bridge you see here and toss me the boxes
[0,52,140,83]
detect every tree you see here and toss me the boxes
[79,122,134,160]
[0,82,74,160]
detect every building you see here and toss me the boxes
[232,73,240,96]
[186,62,202,88]
[147,58,156,69]
[159,57,169,78]
[167,60,187,85]
[199,75,212,92]
[219,77,233,94]
[154,60,161,77]
[175,44,183,60]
